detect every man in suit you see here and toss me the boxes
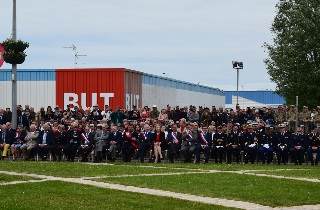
[21,124,39,160]
[195,124,211,163]
[78,126,95,162]
[94,124,109,162]
[0,124,12,159]
[181,122,198,163]
[64,123,81,162]
[0,109,7,125]
[167,124,182,163]
[137,124,155,163]
[35,123,54,161]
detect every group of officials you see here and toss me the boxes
[0,104,319,165]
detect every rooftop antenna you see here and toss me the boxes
[63,44,87,68]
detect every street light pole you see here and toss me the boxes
[232,61,243,107]
[12,0,17,129]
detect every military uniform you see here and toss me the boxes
[290,127,307,165]
[287,105,296,132]
[226,126,242,164]
[243,125,258,164]
[212,126,227,163]
[274,106,287,124]
[313,107,320,129]
[307,128,320,165]
[275,124,290,164]
[299,106,311,133]
[258,125,275,164]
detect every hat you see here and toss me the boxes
[217,125,222,129]
[152,105,157,108]
[247,124,253,129]
[278,124,285,128]
[297,124,304,128]
[265,124,271,128]
[303,106,308,109]
[290,105,295,108]
[252,123,258,127]
[317,106,320,109]
[222,123,227,127]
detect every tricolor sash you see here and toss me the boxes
[172,132,178,142]
[200,132,208,144]
[187,131,193,139]
[81,133,90,144]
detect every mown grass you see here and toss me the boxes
[96,173,320,207]
[0,174,38,182]
[0,161,189,178]
[0,181,237,210]
[252,168,320,179]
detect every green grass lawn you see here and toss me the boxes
[0,181,237,210]
[0,161,319,208]
[0,174,38,182]
[252,168,320,179]
[96,173,320,207]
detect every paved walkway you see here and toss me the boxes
[0,168,319,210]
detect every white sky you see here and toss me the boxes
[0,0,278,91]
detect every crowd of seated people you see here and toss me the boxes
[0,103,319,165]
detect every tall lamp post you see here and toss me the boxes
[12,0,17,129]
[232,61,243,106]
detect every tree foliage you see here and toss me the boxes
[264,0,320,108]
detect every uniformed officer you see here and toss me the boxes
[258,125,275,164]
[274,105,287,125]
[276,124,290,164]
[212,125,227,163]
[299,106,311,133]
[243,124,258,164]
[290,125,307,165]
[287,105,296,132]
[307,126,320,165]
[226,124,242,164]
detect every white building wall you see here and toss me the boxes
[0,81,56,111]
[142,84,225,109]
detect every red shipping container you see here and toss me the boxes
[56,68,142,110]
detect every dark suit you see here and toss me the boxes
[137,131,155,163]
[0,114,7,125]
[78,132,95,162]
[195,131,211,163]
[167,131,182,162]
[35,130,54,160]
[64,129,81,161]
[54,130,68,161]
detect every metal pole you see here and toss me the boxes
[12,0,17,129]
[295,96,298,129]
[236,68,239,106]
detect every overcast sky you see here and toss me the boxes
[0,0,279,91]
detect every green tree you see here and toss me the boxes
[264,0,320,108]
